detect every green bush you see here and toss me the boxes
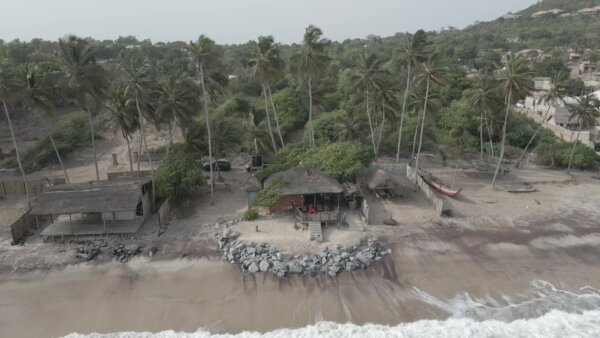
[255,178,284,207]
[534,140,599,170]
[155,152,205,199]
[244,208,259,220]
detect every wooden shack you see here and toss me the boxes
[30,177,153,240]
[367,169,413,198]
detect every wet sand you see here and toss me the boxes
[2,220,600,338]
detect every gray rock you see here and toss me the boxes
[277,270,286,278]
[356,252,372,266]
[248,262,259,273]
[288,262,304,274]
[328,270,337,277]
[341,252,350,259]
[259,260,270,272]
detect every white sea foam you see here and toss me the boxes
[64,281,600,338]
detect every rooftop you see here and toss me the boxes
[265,167,343,196]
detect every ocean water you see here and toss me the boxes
[64,280,600,338]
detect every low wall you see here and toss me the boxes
[517,108,595,148]
[107,170,153,180]
[406,165,448,216]
[359,163,407,177]
[10,211,41,244]
[0,179,49,198]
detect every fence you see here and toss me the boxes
[107,170,154,180]
[158,198,171,227]
[517,108,595,148]
[406,165,449,216]
[9,211,43,244]
[0,179,50,198]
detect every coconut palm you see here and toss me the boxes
[333,109,367,142]
[492,57,534,186]
[413,53,446,177]
[392,30,428,163]
[515,69,569,168]
[469,76,502,161]
[19,63,71,183]
[155,73,199,152]
[290,25,331,148]
[211,114,242,180]
[101,85,138,172]
[0,60,31,207]
[249,36,280,151]
[567,96,600,173]
[350,52,389,155]
[57,35,106,181]
[246,112,273,154]
[187,35,220,200]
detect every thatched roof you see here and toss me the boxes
[30,178,151,215]
[367,169,411,190]
[243,176,262,192]
[265,166,343,196]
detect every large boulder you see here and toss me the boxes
[259,260,270,272]
[248,262,259,273]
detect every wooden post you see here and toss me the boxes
[103,219,107,235]
[112,153,119,166]
[133,151,139,163]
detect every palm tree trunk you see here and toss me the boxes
[41,121,70,184]
[263,85,277,152]
[124,131,133,172]
[198,62,214,200]
[515,105,551,168]
[396,62,411,163]
[267,85,285,148]
[137,128,143,175]
[567,129,581,174]
[3,100,31,208]
[308,76,315,148]
[414,77,430,180]
[485,118,495,160]
[254,138,259,154]
[136,95,156,211]
[84,104,100,181]
[492,88,512,187]
[168,121,173,153]
[411,113,420,161]
[480,111,484,161]
[365,87,377,155]
[376,101,386,156]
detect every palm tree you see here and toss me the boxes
[392,30,428,163]
[515,70,569,168]
[101,85,138,172]
[57,35,106,181]
[290,25,331,148]
[211,114,242,181]
[249,36,280,151]
[0,60,31,207]
[155,73,199,152]
[333,109,366,142]
[19,63,71,183]
[120,52,157,210]
[249,36,285,150]
[469,76,501,161]
[187,35,220,200]
[413,53,446,177]
[245,112,273,154]
[567,96,600,173]
[351,52,389,155]
[492,57,534,187]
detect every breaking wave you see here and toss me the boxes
[64,280,600,338]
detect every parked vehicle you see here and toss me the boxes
[245,154,268,172]
[203,159,232,171]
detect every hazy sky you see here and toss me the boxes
[0,0,538,44]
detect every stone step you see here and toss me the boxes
[309,222,322,241]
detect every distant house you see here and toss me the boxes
[31,178,153,240]
[534,77,552,91]
[531,9,565,18]
[264,166,343,226]
[516,49,545,61]
[578,6,600,17]
[502,13,521,20]
[569,53,583,63]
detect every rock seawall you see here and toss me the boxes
[216,227,390,277]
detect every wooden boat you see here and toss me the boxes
[420,173,463,197]
[506,186,537,193]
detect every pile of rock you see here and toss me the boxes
[73,240,107,261]
[112,244,144,263]
[217,228,390,277]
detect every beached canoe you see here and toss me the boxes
[420,174,463,198]
[506,186,537,193]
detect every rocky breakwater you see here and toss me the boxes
[216,228,391,277]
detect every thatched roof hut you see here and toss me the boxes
[243,176,263,192]
[265,166,343,196]
[367,169,412,191]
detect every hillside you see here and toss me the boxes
[519,0,600,16]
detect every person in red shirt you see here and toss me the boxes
[308,204,316,214]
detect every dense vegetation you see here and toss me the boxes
[1,0,599,205]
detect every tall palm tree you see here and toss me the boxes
[120,52,157,210]
[245,112,273,154]
[249,36,280,151]
[567,96,600,173]
[351,52,389,155]
[0,60,30,207]
[333,109,366,142]
[290,25,331,148]
[413,53,446,177]
[101,85,138,172]
[57,35,106,181]
[493,57,533,186]
[19,63,71,183]
[392,30,428,163]
[187,35,220,200]
[155,73,199,151]
[515,70,569,168]
[469,76,501,161]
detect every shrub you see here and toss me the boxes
[534,140,599,170]
[255,178,284,207]
[155,152,205,199]
[244,208,259,221]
